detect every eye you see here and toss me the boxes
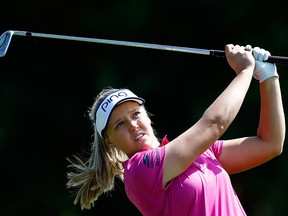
[116,121,124,129]
[133,111,140,118]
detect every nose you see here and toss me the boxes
[129,120,139,132]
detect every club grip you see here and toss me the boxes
[266,55,288,65]
[210,50,288,66]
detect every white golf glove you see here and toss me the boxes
[249,45,278,83]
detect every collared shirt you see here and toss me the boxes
[122,136,246,216]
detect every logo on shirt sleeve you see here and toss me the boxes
[142,149,161,168]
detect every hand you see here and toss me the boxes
[250,46,279,83]
[225,44,255,75]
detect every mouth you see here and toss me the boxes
[134,133,144,141]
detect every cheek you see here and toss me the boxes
[147,116,151,124]
[108,130,128,147]
[140,117,153,133]
[141,113,151,124]
[144,116,152,126]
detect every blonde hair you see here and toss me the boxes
[66,86,128,210]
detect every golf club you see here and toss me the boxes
[1,30,288,65]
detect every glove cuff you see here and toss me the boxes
[253,61,279,83]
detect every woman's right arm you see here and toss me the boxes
[162,44,255,186]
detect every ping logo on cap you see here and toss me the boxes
[100,91,129,113]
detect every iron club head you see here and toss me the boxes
[0,31,14,57]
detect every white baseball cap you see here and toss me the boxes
[96,89,145,137]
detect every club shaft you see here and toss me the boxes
[9,30,288,65]
[13,30,210,55]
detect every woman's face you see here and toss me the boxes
[105,101,159,157]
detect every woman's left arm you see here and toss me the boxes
[219,59,286,174]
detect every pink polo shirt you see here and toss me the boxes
[122,137,246,216]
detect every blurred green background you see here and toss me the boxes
[0,0,287,215]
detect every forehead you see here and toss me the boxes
[111,101,141,116]
[110,101,142,118]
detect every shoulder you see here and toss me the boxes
[123,146,165,171]
[123,147,166,203]
[123,147,166,186]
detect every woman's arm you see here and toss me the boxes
[163,44,255,186]
[219,73,285,174]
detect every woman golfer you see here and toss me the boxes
[66,44,285,215]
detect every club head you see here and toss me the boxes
[0,31,14,57]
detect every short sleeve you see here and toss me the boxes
[210,140,224,159]
[122,146,166,210]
